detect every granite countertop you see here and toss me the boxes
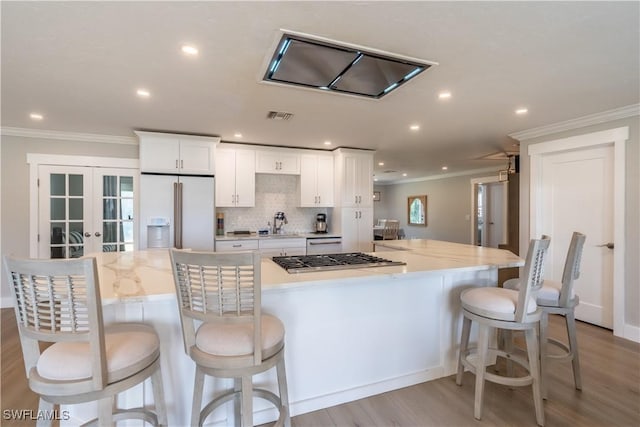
[90,240,523,304]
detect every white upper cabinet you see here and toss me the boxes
[256,149,300,175]
[215,146,255,207]
[136,131,218,175]
[299,154,334,207]
[334,149,374,208]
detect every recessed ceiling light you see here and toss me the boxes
[324,141,332,146]
[438,91,452,99]
[181,45,199,56]
[374,178,379,182]
[409,124,420,131]
[442,166,448,170]
[378,162,385,166]
[234,133,242,138]
[402,173,408,177]
[29,113,43,120]
[515,108,528,115]
[136,89,150,98]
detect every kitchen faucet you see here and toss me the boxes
[273,212,287,234]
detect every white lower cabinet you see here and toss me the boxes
[338,208,373,253]
[259,238,306,257]
[215,239,259,252]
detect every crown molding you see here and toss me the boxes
[0,127,137,145]
[375,166,501,186]
[509,104,640,142]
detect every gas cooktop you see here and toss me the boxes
[272,252,406,274]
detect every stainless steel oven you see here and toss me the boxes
[306,236,342,255]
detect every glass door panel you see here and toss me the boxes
[39,167,91,259]
[95,169,137,253]
[37,163,138,259]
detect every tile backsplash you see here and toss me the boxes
[217,174,329,234]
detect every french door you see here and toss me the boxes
[38,165,137,258]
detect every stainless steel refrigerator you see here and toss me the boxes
[139,174,215,250]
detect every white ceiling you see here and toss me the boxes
[2,1,638,183]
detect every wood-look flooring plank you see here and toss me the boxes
[291,409,335,427]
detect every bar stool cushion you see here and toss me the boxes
[503,278,576,307]
[195,314,285,358]
[461,287,537,321]
[37,324,160,382]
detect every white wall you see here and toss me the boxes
[374,170,500,244]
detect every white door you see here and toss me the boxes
[540,145,614,328]
[486,182,506,248]
[38,165,136,258]
[93,168,136,253]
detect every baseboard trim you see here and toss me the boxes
[623,323,640,343]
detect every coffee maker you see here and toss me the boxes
[315,213,328,233]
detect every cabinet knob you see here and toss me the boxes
[84,232,91,238]
[94,232,102,237]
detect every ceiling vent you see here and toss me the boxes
[267,111,294,121]
[263,31,437,99]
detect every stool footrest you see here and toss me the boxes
[199,387,287,427]
[461,348,534,388]
[546,337,574,361]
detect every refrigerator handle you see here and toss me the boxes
[174,182,183,249]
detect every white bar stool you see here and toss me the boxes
[456,238,550,426]
[3,256,167,426]
[170,249,290,427]
[504,231,586,398]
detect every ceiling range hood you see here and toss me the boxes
[262,30,438,99]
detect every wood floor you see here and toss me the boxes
[2,308,639,426]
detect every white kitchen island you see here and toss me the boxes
[66,240,522,426]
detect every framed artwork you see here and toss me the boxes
[407,195,427,226]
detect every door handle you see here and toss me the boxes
[597,242,614,250]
